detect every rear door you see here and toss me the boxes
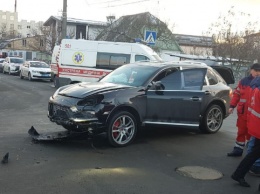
[145,68,207,126]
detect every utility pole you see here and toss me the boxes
[61,0,67,39]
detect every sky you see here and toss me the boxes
[0,0,260,36]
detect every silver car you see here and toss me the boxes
[2,57,24,75]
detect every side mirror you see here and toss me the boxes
[148,81,165,90]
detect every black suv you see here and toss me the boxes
[48,61,234,147]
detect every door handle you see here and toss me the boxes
[190,97,201,101]
[205,91,211,95]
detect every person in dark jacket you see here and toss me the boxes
[231,63,260,188]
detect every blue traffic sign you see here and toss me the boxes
[144,30,157,45]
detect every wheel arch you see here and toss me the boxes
[105,105,141,128]
[202,99,226,119]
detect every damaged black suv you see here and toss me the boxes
[48,61,234,147]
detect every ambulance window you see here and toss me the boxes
[110,55,129,66]
[96,52,130,70]
[135,55,149,61]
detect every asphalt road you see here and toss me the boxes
[0,73,259,194]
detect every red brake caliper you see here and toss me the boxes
[113,120,120,138]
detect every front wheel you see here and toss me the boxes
[107,111,137,147]
[200,104,223,134]
[20,71,24,79]
[28,73,33,81]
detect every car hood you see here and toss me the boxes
[30,67,51,72]
[58,82,132,98]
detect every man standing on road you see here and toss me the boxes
[227,66,257,157]
[231,63,260,188]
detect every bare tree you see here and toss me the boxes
[207,7,259,66]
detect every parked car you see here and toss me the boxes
[20,61,51,81]
[0,58,5,72]
[47,61,234,147]
[2,57,24,75]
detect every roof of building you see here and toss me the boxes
[95,12,182,52]
[43,16,108,27]
[173,34,213,47]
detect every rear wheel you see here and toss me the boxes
[8,68,11,75]
[107,111,137,147]
[200,104,223,134]
[2,67,5,74]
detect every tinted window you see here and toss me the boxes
[158,69,206,90]
[207,69,218,85]
[135,55,149,61]
[96,52,130,69]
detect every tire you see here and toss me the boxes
[107,111,137,147]
[20,71,24,79]
[3,67,5,74]
[8,68,11,75]
[53,76,59,88]
[28,73,33,81]
[200,104,223,134]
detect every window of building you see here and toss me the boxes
[18,25,21,30]
[10,24,14,31]
[22,39,27,47]
[2,15,6,19]
[40,39,44,47]
[10,16,14,20]
[27,26,31,29]
[8,44,11,48]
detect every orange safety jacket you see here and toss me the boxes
[248,76,260,139]
[230,75,254,121]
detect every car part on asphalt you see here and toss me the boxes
[28,126,89,141]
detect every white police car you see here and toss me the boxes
[20,61,51,81]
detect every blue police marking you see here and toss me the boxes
[144,30,157,45]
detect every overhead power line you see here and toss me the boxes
[100,0,151,8]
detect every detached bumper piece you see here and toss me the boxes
[28,126,88,141]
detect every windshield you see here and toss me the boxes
[10,58,24,63]
[30,62,49,68]
[100,64,159,86]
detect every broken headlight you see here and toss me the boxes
[77,95,104,107]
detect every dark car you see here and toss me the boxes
[48,61,235,147]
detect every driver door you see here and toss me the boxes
[145,68,207,126]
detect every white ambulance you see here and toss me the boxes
[54,39,162,88]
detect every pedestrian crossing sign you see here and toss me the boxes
[144,30,157,46]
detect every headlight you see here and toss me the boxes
[77,95,104,106]
[51,85,70,99]
[70,106,78,112]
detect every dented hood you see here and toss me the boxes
[58,82,131,98]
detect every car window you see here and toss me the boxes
[30,62,49,68]
[206,69,218,85]
[157,68,206,90]
[100,64,158,86]
[10,58,24,63]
